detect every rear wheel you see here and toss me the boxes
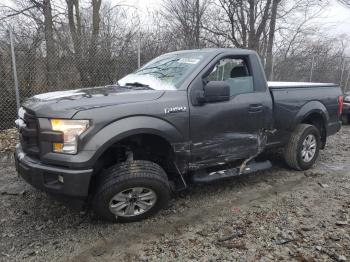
[284,124,321,171]
[92,160,170,222]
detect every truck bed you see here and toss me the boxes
[267,81,342,147]
[268,81,338,88]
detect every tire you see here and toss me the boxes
[92,160,170,222]
[342,114,349,125]
[284,124,321,171]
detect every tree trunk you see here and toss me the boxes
[246,0,272,53]
[195,0,200,48]
[66,0,89,87]
[88,0,102,86]
[43,0,57,89]
[265,0,280,80]
[247,0,256,50]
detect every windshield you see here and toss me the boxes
[118,52,205,90]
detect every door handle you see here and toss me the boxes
[248,104,263,113]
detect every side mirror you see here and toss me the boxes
[197,81,230,104]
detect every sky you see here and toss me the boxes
[320,0,350,35]
[1,0,350,35]
[124,0,350,36]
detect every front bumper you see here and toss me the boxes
[15,146,93,198]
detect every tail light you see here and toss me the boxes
[338,96,344,116]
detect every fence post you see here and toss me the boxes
[9,28,20,114]
[137,30,141,68]
[340,59,346,87]
[345,67,350,93]
[309,55,315,82]
[270,56,275,81]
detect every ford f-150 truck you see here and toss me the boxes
[15,48,343,222]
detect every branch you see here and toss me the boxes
[0,5,36,21]
[338,0,350,7]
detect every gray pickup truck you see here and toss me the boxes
[15,48,342,222]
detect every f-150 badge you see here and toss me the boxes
[164,106,187,114]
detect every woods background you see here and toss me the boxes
[0,0,350,130]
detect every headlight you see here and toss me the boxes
[344,96,350,103]
[51,119,89,154]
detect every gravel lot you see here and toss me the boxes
[1,127,350,261]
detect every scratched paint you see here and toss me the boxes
[171,130,268,175]
[189,132,262,170]
[172,142,191,175]
[239,129,268,174]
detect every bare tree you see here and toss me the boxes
[1,0,57,88]
[202,0,281,58]
[66,0,89,85]
[162,0,209,49]
[42,0,57,88]
[204,0,329,80]
[88,0,102,86]
[338,0,350,7]
[273,32,350,87]
[265,0,281,79]
[0,0,349,130]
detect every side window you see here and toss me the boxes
[205,57,254,96]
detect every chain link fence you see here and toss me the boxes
[1,29,350,131]
[0,31,141,131]
[0,49,17,131]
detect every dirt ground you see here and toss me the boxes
[1,127,350,262]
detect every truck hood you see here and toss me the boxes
[23,85,165,118]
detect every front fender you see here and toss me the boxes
[84,116,185,164]
[41,116,185,169]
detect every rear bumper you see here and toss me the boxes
[15,146,93,198]
[343,102,350,115]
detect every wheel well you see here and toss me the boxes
[301,113,326,148]
[94,134,181,186]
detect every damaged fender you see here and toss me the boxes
[74,116,188,170]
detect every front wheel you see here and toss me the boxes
[284,124,321,171]
[92,160,170,222]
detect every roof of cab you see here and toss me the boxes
[164,48,257,56]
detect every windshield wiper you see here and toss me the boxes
[125,82,150,88]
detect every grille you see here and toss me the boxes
[18,108,40,157]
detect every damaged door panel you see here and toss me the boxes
[189,132,261,170]
[188,55,273,170]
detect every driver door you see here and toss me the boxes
[189,55,270,170]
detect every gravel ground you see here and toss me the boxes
[0,129,18,153]
[1,127,350,261]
